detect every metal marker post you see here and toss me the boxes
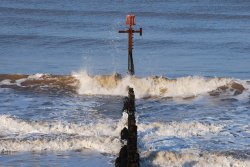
[119,15,142,75]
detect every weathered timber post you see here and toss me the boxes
[115,87,139,167]
[127,88,139,167]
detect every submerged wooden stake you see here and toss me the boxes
[115,87,139,167]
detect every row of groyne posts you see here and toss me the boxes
[115,87,140,167]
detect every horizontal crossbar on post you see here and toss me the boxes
[119,28,142,36]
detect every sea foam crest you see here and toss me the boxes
[0,114,224,154]
[138,121,223,138]
[141,151,250,167]
[0,114,128,154]
[73,71,233,98]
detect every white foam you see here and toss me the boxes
[141,151,250,167]
[72,71,234,98]
[0,115,248,167]
[15,73,44,86]
[0,79,13,86]
[0,113,128,136]
[27,73,44,79]
[0,114,224,155]
[0,114,129,154]
[0,73,45,87]
[138,121,223,138]
[0,135,121,154]
[137,121,224,153]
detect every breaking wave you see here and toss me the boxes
[0,114,127,154]
[0,71,248,98]
[141,151,250,167]
[0,114,249,166]
[138,121,223,138]
[0,73,79,94]
[0,113,223,153]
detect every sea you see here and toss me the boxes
[0,0,250,166]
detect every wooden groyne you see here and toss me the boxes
[115,87,139,167]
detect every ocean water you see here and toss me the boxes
[0,0,250,167]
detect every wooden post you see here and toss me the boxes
[115,87,139,167]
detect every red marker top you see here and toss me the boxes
[126,15,135,27]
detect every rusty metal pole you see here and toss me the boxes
[119,15,142,76]
[128,27,134,75]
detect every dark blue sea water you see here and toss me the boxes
[0,1,250,166]
[1,0,250,78]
